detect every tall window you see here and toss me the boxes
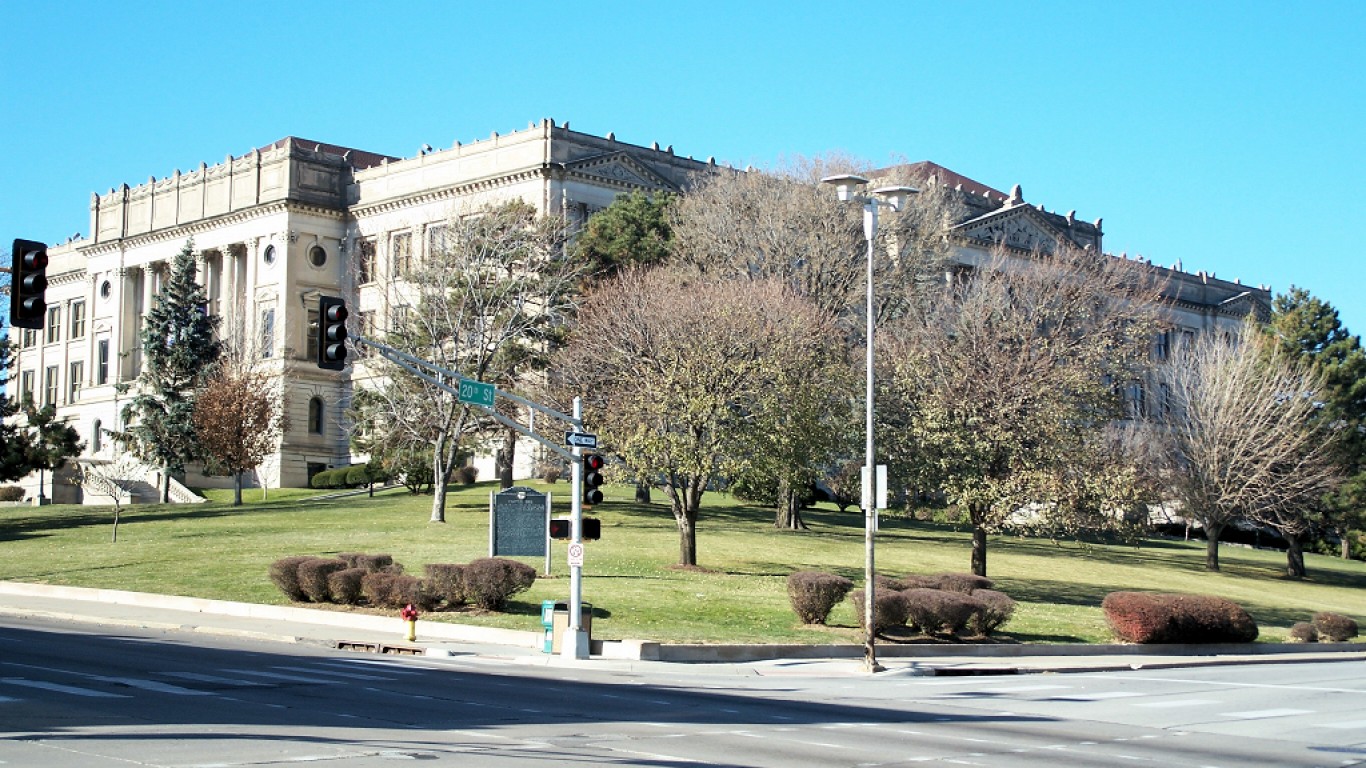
[308,397,324,435]
[69,301,86,339]
[357,238,376,284]
[391,232,412,277]
[305,308,319,361]
[20,370,34,404]
[22,328,35,347]
[43,366,58,407]
[1153,329,1171,361]
[67,361,83,403]
[358,311,375,358]
[259,307,276,358]
[45,306,60,344]
[92,419,102,452]
[96,339,110,384]
[426,225,447,262]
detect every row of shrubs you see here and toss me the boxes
[788,571,1017,639]
[0,486,25,502]
[269,553,536,612]
[1101,592,1360,645]
[309,464,387,490]
[1288,612,1360,643]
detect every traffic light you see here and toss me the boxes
[548,517,571,540]
[582,453,605,506]
[10,239,48,330]
[317,295,348,370]
[582,517,601,541]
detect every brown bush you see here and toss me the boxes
[327,568,367,605]
[454,465,479,485]
[968,589,1017,636]
[898,574,940,591]
[1288,622,1319,643]
[268,556,318,602]
[1103,592,1258,644]
[1312,612,1360,642]
[902,589,984,637]
[362,572,432,610]
[0,486,25,502]
[931,573,995,594]
[786,571,854,625]
[848,589,910,633]
[424,564,467,608]
[298,559,348,603]
[463,558,537,610]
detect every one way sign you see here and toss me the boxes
[564,432,598,449]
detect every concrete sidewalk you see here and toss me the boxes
[1,581,1362,677]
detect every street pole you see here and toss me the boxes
[562,396,590,659]
[861,200,881,674]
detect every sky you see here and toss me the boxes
[2,1,1363,334]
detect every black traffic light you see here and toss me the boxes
[582,453,605,506]
[548,517,571,540]
[10,239,48,330]
[582,517,601,541]
[317,295,348,370]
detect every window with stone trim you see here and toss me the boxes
[259,306,276,358]
[69,301,86,339]
[391,232,412,278]
[358,238,376,285]
[308,396,324,435]
[96,339,110,384]
[19,370,34,404]
[45,306,60,344]
[43,366,57,407]
[68,361,83,403]
[357,311,375,357]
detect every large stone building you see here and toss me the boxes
[7,121,1270,503]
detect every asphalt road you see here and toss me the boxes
[0,616,1362,767]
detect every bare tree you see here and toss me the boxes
[1149,318,1342,574]
[70,458,139,542]
[881,244,1166,577]
[365,200,579,523]
[192,356,284,506]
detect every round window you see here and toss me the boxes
[99,280,112,299]
[263,244,276,265]
[309,245,327,267]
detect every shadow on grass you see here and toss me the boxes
[0,503,243,543]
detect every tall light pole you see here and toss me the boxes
[821,174,918,673]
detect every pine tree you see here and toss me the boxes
[118,240,221,501]
[0,331,35,482]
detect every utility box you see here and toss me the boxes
[540,600,592,653]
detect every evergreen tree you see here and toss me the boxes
[23,402,83,502]
[0,331,35,482]
[117,240,221,501]
[573,190,675,281]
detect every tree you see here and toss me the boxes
[364,201,579,523]
[573,190,675,279]
[1264,287,1366,561]
[555,266,844,565]
[22,402,83,502]
[116,239,221,502]
[192,356,284,506]
[880,244,1165,577]
[70,458,140,542]
[0,330,36,482]
[1149,317,1341,574]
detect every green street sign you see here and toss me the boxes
[458,378,496,408]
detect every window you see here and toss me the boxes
[67,361,83,403]
[45,306,60,344]
[390,304,410,332]
[43,366,58,407]
[358,311,375,357]
[262,244,276,265]
[1153,330,1170,361]
[69,301,86,339]
[96,339,110,384]
[1158,382,1172,418]
[308,245,327,268]
[92,419,102,452]
[357,238,376,284]
[426,225,447,260]
[305,308,319,361]
[259,307,276,358]
[19,370,34,404]
[22,328,35,348]
[308,397,324,435]
[1124,379,1146,420]
[391,232,412,277]
[99,280,112,299]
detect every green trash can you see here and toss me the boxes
[540,600,558,653]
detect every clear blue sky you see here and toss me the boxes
[3,1,1363,334]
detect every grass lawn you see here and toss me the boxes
[2,481,1363,645]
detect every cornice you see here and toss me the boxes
[84,201,343,255]
[348,169,544,218]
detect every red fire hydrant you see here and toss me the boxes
[400,603,419,642]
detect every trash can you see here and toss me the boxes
[542,601,592,654]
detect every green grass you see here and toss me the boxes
[2,481,1364,645]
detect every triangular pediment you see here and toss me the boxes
[1219,291,1271,321]
[952,204,1070,254]
[565,152,679,192]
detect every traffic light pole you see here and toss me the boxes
[564,396,590,659]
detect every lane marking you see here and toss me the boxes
[1130,699,1219,709]
[0,677,126,698]
[275,666,392,681]
[1220,708,1313,720]
[220,669,341,684]
[1313,720,1366,729]
[1055,692,1146,701]
[163,671,269,687]
[102,677,213,696]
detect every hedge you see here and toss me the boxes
[1102,592,1258,644]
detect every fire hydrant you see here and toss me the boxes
[400,603,419,642]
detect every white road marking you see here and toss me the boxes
[163,671,269,687]
[1312,720,1366,729]
[1058,691,1146,701]
[1221,708,1313,719]
[1130,698,1218,708]
[973,684,1070,693]
[101,677,213,696]
[0,677,126,698]
[281,665,393,681]
[220,669,342,684]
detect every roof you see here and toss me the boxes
[870,161,1009,203]
[254,137,398,171]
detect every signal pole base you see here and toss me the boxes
[560,629,590,660]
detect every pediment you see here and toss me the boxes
[565,152,679,192]
[952,205,1069,254]
[1219,291,1271,321]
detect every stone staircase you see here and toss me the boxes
[75,452,206,505]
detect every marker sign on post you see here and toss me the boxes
[458,378,495,408]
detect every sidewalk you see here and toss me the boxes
[1,581,1362,677]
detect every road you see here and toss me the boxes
[0,617,1362,767]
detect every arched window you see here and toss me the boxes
[308,397,324,435]
[92,419,102,452]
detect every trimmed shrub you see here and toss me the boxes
[874,574,909,593]
[1102,592,1258,644]
[345,465,372,487]
[327,567,367,605]
[902,588,984,637]
[931,573,994,594]
[1312,612,1359,642]
[424,563,467,608]
[969,589,1017,636]
[0,486,25,502]
[848,589,910,633]
[362,572,432,610]
[1288,622,1319,643]
[899,574,941,591]
[297,559,348,603]
[337,553,399,572]
[463,557,537,611]
[454,465,479,485]
[269,556,318,602]
[786,571,854,625]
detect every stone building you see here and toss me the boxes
[7,124,1269,503]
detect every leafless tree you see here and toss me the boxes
[70,458,139,542]
[192,355,284,506]
[1148,318,1342,574]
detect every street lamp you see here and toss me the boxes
[821,174,918,673]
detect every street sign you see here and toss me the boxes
[564,431,598,449]
[568,542,585,568]
[458,378,496,408]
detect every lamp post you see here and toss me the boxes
[821,174,918,673]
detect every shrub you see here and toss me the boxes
[362,572,432,610]
[463,557,537,610]
[786,571,854,625]
[899,574,940,591]
[1288,622,1319,643]
[540,465,562,484]
[0,486,25,502]
[345,465,372,486]
[848,589,910,633]
[297,559,348,603]
[336,553,398,573]
[309,468,355,489]
[1102,592,1258,644]
[453,465,479,485]
[424,563,467,608]
[902,589,984,637]
[1312,612,1360,642]
[969,589,1017,636]
[931,573,994,594]
[874,574,908,593]
[327,568,367,605]
[268,556,318,602]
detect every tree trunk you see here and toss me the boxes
[232,472,243,506]
[111,506,120,543]
[1204,521,1225,571]
[773,479,809,530]
[635,482,652,504]
[676,509,698,566]
[1340,526,1351,560]
[496,426,516,489]
[160,470,171,504]
[430,449,448,523]
[1285,533,1306,579]
[969,504,988,577]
